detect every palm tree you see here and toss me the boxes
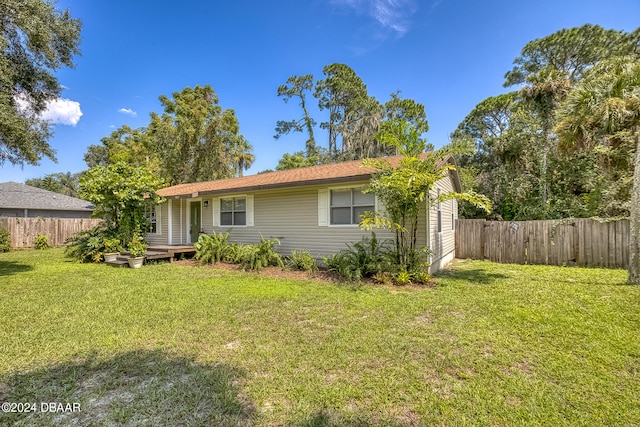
[228,135,255,178]
[556,57,640,284]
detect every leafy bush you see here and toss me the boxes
[0,222,10,252]
[65,225,111,262]
[34,234,50,250]
[323,233,392,282]
[127,234,147,257]
[223,243,244,264]
[103,238,122,253]
[239,235,284,271]
[287,249,318,274]
[194,231,230,264]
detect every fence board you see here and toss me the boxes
[456,218,629,270]
[0,217,103,248]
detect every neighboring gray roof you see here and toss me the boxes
[0,182,94,212]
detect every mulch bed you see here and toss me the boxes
[172,259,437,288]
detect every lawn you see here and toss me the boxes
[0,249,638,426]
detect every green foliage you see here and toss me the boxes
[275,74,317,156]
[238,236,284,271]
[80,162,165,244]
[288,250,318,274]
[103,238,122,253]
[0,222,10,252]
[323,233,392,283]
[127,234,147,258]
[194,231,230,264]
[25,172,81,197]
[362,120,490,273]
[0,0,81,167]
[64,225,111,263]
[34,234,50,250]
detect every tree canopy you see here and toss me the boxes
[0,0,81,166]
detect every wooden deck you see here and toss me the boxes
[145,245,196,263]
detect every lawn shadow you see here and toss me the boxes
[0,260,33,276]
[0,349,254,426]
[292,408,420,427]
[435,267,509,285]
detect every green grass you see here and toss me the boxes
[0,249,638,426]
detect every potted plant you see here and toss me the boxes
[103,237,122,263]
[126,235,147,268]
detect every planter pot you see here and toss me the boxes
[128,256,145,269]
[103,252,119,263]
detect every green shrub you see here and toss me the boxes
[0,222,10,252]
[103,238,122,253]
[127,234,147,257]
[34,234,50,250]
[65,225,110,262]
[239,235,284,271]
[223,243,244,264]
[288,249,318,274]
[194,231,230,264]
[323,233,392,283]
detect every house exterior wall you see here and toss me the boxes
[428,173,458,273]
[151,174,458,273]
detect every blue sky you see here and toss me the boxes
[3,0,639,183]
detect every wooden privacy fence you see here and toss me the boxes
[0,217,103,248]
[455,218,629,269]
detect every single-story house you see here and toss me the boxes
[151,155,461,273]
[0,181,94,218]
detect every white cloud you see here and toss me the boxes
[330,0,418,36]
[118,107,137,117]
[40,98,83,126]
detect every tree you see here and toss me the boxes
[227,135,254,177]
[314,63,371,156]
[148,85,247,185]
[80,162,165,243]
[361,119,491,276]
[26,171,81,197]
[275,151,320,171]
[555,57,640,284]
[503,25,639,218]
[0,0,81,166]
[275,74,317,156]
[84,125,160,172]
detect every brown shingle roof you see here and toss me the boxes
[156,153,458,198]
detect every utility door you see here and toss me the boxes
[190,201,201,243]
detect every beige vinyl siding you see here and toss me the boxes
[428,174,456,269]
[209,182,395,259]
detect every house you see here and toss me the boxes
[0,181,94,218]
[152,155,461,273]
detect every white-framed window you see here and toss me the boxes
[220,196,246,226]
[330,188,375,225]
[144,202,158,234]
[437,188,442,233]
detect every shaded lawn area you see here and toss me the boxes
[0,249,638,426]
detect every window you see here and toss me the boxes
[144,203,157,234]
[437,188,442,233]
[330,188,375,225]
[220,197,246,226]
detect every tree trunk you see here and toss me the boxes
[629,130,640,284]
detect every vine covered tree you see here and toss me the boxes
[0,0,82,166]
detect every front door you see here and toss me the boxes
[190,201,201,243]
